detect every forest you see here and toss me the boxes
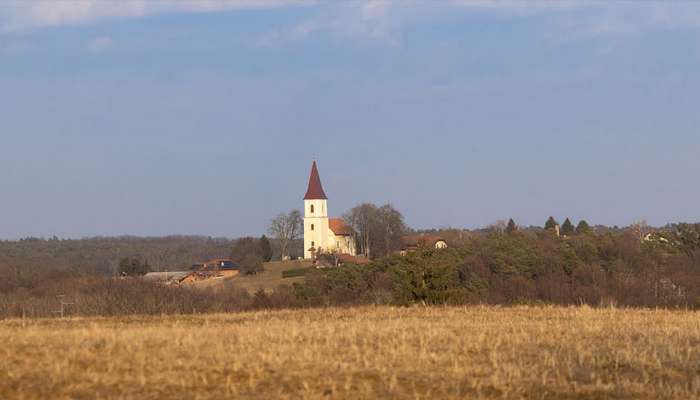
[1,221,699,318]
[299,222,700,308]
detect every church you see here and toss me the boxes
[303,161,358,259]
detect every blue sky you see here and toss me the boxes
[1,0,699,239]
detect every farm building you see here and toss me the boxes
[194,258,241,277]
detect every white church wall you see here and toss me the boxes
[304,199,330,259]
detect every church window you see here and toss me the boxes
[311,224,314,231]
[310,204,314,214]
[311,241,315,247]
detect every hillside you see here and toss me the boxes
[207,260,312,293]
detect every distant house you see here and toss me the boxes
[193,258,241,277]
[142,259,241,286]
[399,234,448,255]
[644,232,669,244]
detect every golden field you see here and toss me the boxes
[1,306,699,399]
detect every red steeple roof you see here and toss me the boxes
[304,161,327,200]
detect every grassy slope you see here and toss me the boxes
[1,306,699,399]
[207,260,312,293]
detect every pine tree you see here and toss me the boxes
[117,257,150,276]
[561,218,575,236]
[506,218,517,234]
[576,220,591,234]
[544,216,558,231]
[259,235,273,262]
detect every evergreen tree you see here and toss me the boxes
[231,237,260,264]
[544,216,558,231]
[117,257,150,276]
[576,220,591,234]
[561,218,575,236]
[241,254,264,275]
[506,218,517,234]
[259,235,273,262]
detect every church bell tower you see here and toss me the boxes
[303,161,329,259]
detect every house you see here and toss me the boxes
[194,258,241,277]
[644,232,670,244]
[399,234,448,255]
[303,161,358,259]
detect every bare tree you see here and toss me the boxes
[268,210,302,260]
[344,203,407,259]
[344,203,377,259]
[631,220,650,243]
[376,204,408,257]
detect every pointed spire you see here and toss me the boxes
[304,161,327,200]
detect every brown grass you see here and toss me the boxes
[218,260,311,293]
[1,306,699,399]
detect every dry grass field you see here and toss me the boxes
[1,306,699,399]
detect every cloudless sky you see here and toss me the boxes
[1,0,699,239]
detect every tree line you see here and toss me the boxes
[295,222,700,308]
[2,206,700,318]
[3,222,699,318]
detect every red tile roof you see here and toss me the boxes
[303,161,328,200]
[329,218,354,236]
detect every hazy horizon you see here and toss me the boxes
[1,1,699,239]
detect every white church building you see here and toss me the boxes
[303,161,358,259]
